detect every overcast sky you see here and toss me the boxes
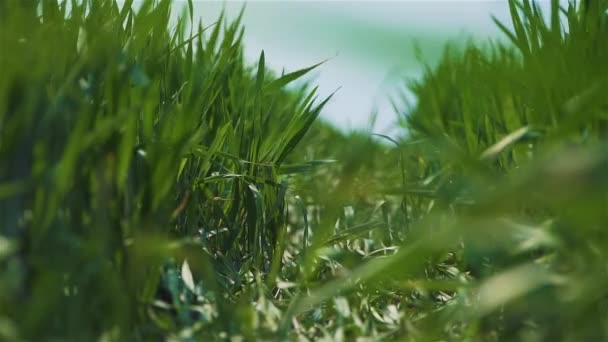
[173,1,556,133]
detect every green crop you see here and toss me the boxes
[1,0,607,340]
[0,0,329,339]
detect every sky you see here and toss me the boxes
[172,1,556,134]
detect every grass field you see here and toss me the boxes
[1,0,608,340]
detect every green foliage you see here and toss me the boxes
[294,0,608,340]
[2,0,608,340]
[395,1,608,339]
[273,0,608,340]
[0,0,328,339]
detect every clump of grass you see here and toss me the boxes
[396,1,608,339]
[293,0,608,340]
[0,0,329,339]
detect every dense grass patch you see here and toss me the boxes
[1,0,608,340]
[0,0,328,339]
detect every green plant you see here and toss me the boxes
[2,0,608,340]
[292,0,608,340]
[0,0,329,339]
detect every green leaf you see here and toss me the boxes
[256,50,265,89]
[265,59,327,91]
[276,90,337,164]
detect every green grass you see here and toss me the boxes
[1,0,608,340]
[0,0,328,339]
